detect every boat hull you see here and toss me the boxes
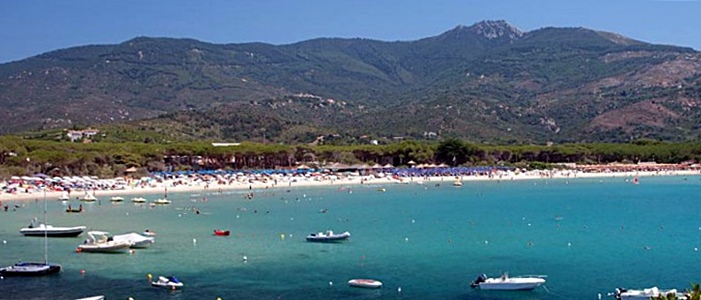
[477,282,544,290]
[472,274,545,291]
[78,242,133,253]
[0,262,61,276]
[214,230,230,236]
[348,279,382,289]
[306,231,351,242]
[20,226,86,237]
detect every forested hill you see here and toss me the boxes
[1,20,701,144]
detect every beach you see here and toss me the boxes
[3,167,699,203]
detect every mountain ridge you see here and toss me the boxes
[1,20,700,143]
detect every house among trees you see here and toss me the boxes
[66,128,100,142]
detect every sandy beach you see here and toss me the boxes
[2,168,698,203]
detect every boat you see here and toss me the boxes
[151,275,184,289]
[58,192,71,201]
[153,198,171,205]
[110,196,124,202]
[81,193,97,202]
[77,231,134,253]
[65,204,83,213]
[74,296,105,300]
[1,191,62,276]
[0,261,61,277]
[131,197,147,203]
[609,287,682,299]
[306,230,351,242]
[20,219,86,237]
[470,273,546,290]
[348,279,383,289]
[213,229,230,236]
[453,177,463,186]
[112,232,155,248]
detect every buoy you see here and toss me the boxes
[148,273,152,281]
[242,255,248,262]
[80,269,86,274]
[193,238,197,244]
[329,281,333,286]
[404,237,409,242]
[280,234,285,240]
[2,240,6,244]
[398,287,402,293]
[217,298,222,300]
[129,249,135,254]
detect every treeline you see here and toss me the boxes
[1,136,700,178]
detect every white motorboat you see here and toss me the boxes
[306,230,350,242]
[470,273,546,290]
[81,193,97,202]
[113,232,155,248]
[110,196,124,202]
[153,198,171,205]
[77,231,133,253]
[151,275,184,289]
[58,192,71,201]
[610,287,682,299]
[131,197,147,203]
[20,220,86,237]
[348,278,382,289]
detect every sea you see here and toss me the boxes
[1,174,701,300]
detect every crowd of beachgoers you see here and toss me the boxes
[1,163,699,202]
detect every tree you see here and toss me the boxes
[436,138,469,166]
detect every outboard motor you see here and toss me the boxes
[470,274,487,288]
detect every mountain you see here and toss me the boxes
[1,20,700,143]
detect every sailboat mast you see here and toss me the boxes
[43,189,48,264]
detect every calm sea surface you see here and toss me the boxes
[2,175,701,300]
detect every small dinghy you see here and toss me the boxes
[214,229,230,236]
[151,275,184,289]
[348,279,382,289]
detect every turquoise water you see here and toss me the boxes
[2,175,701,299]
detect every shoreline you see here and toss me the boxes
[2,169,699,203]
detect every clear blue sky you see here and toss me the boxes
[1,0,699,63]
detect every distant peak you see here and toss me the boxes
[467,20,524,40]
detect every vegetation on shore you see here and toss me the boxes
[1,135,700,178]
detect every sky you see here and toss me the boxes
[1,0,700,63]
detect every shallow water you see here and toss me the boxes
[1,175,701,299]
